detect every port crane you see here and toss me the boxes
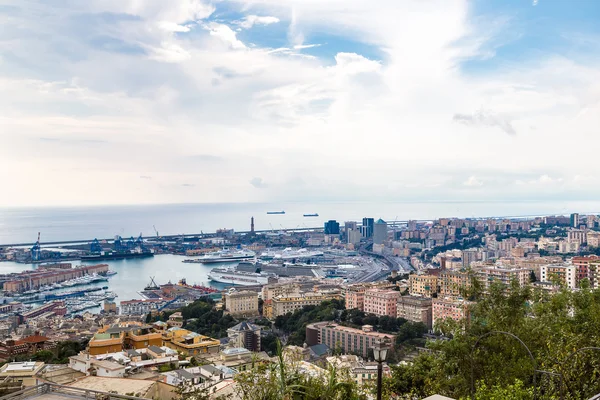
[30,232,41,261]
[153,225,159,238]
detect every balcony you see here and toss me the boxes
[0,383,151,400]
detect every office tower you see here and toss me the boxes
[362,218,374,238]
[571,213,580,228]
[324,220,340,235]
[373,218,388,245]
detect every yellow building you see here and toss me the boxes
[270,292,344,319]
[223,290,259,317]
[408,274,438,297]
[161,327,220,356]
[438,271,471,297]
[88,322,162,356]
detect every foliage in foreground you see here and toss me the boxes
[383,279,600,399]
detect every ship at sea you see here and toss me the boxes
[182,249,256,264]
[207,267,275,286]
[303,213,319,217]
[267,211,285,215]
[82,235,154,261]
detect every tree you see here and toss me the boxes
[33,350,54,363]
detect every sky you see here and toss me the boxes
[0,0,599,207]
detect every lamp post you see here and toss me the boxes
[372,339,389,400]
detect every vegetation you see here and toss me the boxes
[274,299,345,345]
[5,340,88,364]
[382,279,600,399]
[151,298,238,338]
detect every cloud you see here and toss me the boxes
[293,44,320,50]
[453,109,517,136]
[250,177,268,188]
[463,176,483,187]
[533,0,539,5]
[238,15,280,29]
[206,22,246,49]
[158,21,191,33]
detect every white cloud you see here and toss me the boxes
[293,44,320,50]
[206,22,247,49]
[533,0,539,6]
[0,0,599,206]
[238,15,280,29]
[158,21,191,33]
[464,176,483,187]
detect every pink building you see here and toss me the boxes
[363,289,401,317]
[432,297,472,325]
[344,286,366,311]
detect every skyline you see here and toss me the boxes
[1,0,600,206]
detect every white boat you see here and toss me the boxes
[183,250,256,264]
[105,270,118,277]
[207,267,274,286]
[259,248,324,260]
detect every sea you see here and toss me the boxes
[1,200,599,308]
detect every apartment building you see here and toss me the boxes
[587,232,600,248]
[572,256,600,287]
[120,299,165,315]
[432,297,472,325]
[363,289,401,317]
[306,322,395,358]
[162,327,220,356]
[396,296,432,329]
[267,292,344,319]
[540,264,577,289]
[261,282,301,301]
[476,266,532,290]
[88,322,163,356]
[223,290,259,317]
[438,271,470,297]
[344,285,367,311]
[409,274,438,297]
[568,229,588,245]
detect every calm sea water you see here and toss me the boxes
[0,254,233,304]
[1,201,598,245]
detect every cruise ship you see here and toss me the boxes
[207,267,274,286]
[182,250,256,264]
[259,248,324,261]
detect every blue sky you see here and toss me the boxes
[0,0,599,206]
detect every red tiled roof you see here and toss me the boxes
[20,335,49,343]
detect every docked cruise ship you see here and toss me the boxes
[183,250,256,264]
[207,267,274,286]
[259,248,324,261]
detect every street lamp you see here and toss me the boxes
[372,339,389,400]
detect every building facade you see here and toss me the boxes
[396,296,433,329]
[363,289,400,317]
[306,322,395,358]
[269,292,343,319]
[223,290,259,317]
[432,297,472,325]
[540,264,577,289]
[373,219,388,245]
[409,275,438,297]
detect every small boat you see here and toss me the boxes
[267,211,285,215]
[303,213,319,217]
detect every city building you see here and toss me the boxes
[432,297,472,325]
[373,219,388,245]
[324,220,340,235]
[409,274,438,297]
[0,361,45,388]
[462,249,478,269]
[167,312,184,328]
[2,264,109,293]
[396,296,433,329]
[438,271,471,297]
[568,229,587,245]
[162,327,220,356]
[119,299,165,315]
[88,322,162,355]
[262,282,301,301]
[571,213,580,228]
[223,290,259,318]
[540,264,577,289]
[226,322,261,352]
[476,266,532,291]
[268,292,344,319]
[306,322,395,358]
[363,288,400,317]
[344,285,366,311]
[362,218,375,238]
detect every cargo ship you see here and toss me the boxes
[267,211,285,215]
[207,267,275,286]
[303,213,319,217]
[182,250,256,264]
[81,249,154,261]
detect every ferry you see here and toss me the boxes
[303,213,319,217]
[182,250,256,264]
[267,211,285,215]
[207,267,275,286]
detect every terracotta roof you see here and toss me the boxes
[20,335,49,344]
